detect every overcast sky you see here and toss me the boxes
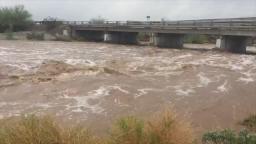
[0,0,256,21]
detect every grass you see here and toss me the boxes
[109,110,194,144]
[0,115,100,144]
[0,110,194,144]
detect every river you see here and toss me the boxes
[0,40,256,135]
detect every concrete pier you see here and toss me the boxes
[220,36,248,53]
[74,30,105,42]
[105,32,138,44]
[155,33,184,48]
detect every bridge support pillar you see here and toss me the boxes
[74,30,105,42]
[154,33,184,48]
[220,36,248,53]
[105,32,138,44]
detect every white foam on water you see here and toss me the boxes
[240,56,254,66]
[154,64,182,71]
[238,77,254,84]
[6,63,32,71]
[0,51,10,56]
[174,54,193,59]
[65,59,96,66]
[154,71,183,77]
[172,85,195,96]
[0,109,22,119]
[197,72,212,87]
[57,71,101,80]
[134,89,148,98]
[217,81,229,93]
[134,88,166,99]
[175,89,195,96]
[0,46,11,50]
[228,61,244,71]
[62,85,129,114]
[30,103,52,109]
[111,86,130,94]
[0,102,20,107]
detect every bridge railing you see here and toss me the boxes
[34,19,256,30]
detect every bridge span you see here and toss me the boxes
[39,17,256,53]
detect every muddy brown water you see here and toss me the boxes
[0,40,256,136]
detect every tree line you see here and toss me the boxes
[0,5,32,32]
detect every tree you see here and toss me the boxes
[0,5,32,32]
[42,16,63,31]
[89,16,105,24]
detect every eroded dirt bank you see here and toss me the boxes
[0,40,256,136]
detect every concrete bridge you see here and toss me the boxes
[37,17,256,53]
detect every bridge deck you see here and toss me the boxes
[35,17,256,36]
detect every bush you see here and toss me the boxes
[0,115,100,144]
[203,115,256,144]
[184,34,208,44]
[109,110,195,144]
[110,116,145,144]
[89,16,105,24]
[5,31,15,40]
[138,33,151,42]
[240,115,256,132]
[27,32,45,40]
[202,129,256,144]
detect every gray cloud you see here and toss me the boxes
[0,0,256,21]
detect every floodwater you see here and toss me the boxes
[0,40,256,135]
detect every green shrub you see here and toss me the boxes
[203,115,256,144]
[109,116,145,144]
[202,129,256,144]
[138,33,151,42]
[184,34,208,44]
[89,16,105,24]
[5,31,15,40]
[240,115,256,132]
[27,32,45,40]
